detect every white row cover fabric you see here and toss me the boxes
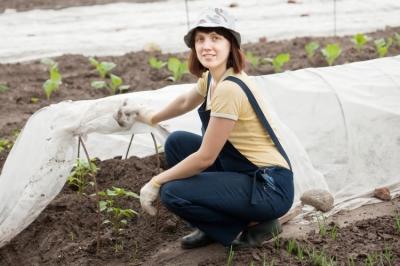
[1,0,400,63]
[1,56,399,247]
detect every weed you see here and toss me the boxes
[321,43,342,66]
[364,252,379,266]
[381,246,394,265]
[89,57,116,79]
[167,57,188,82]
[286,239,297,254]
[30,97,39,103]
[305,41,320,60]
[264,53,290,73]
[394,33,400,47]
[0,84,9,93]
[307,248,336,266]
[317,214,327,237]
[351,33,370,52]
[67,159,98,195]
[245,51,261,68]
[296,244,305,261]
[226,246,235,266]
[330,224,338,240]
[99,186,139,234]
[374,37,393,57]
[395,215,400,233]
[41,58,62,100]
[347,256,355,266]
[148,57,167,69]
[263,255,274,266]
[0,138,13,153]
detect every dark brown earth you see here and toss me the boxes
[0,1,400,265]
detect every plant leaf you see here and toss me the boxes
[0,84,9,93]
[91,80,107,89]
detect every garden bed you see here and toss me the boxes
[0,2,399,264]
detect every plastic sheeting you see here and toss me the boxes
[1,56,400,247]
[1,0,400,63]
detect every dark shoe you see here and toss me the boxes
[231,219,282,249]
[181,229,215,249]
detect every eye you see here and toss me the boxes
[211,35,219,41]
[195,36,204,43]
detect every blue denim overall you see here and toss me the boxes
[160,74,294,246]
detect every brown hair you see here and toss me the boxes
[188,27,245,78]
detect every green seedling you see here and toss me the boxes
[395,215,400,234]
[305,41,320,60]
[226,246,235,266]
[321,43,342,66]
[249,261,255,266]
[351,33,370,52]
[99,186,139,234]
[0,84,9,93]
[317,214,327,237]
[347,257,355,266]
[0,138,13,153]
[381,246,394,265]
[329,224,338,240]
[30,97,39,104]
[263,257,274,266]
[272,231,281,250]
[245,51,261,68]
[374,37,393,57]
[167,57,188,82]
[264,53,290,73]
[307,248,336,266]
[41,58,62,100]
[89,57,116,79]
[394,33,400,47]
[67,159,98,195]
[296,244,305,261]
[286,239,297,254]
[148,57,167,69]
[91,73,130,95]
[364,252,379,266]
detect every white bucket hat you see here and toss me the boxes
[184,7,241,48]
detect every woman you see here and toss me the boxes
[120,7,294,249]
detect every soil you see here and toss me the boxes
[1,1,400,265]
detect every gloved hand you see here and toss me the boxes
[139,179,161,216]
[113,100,156,128]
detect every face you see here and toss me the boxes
[194,31,231,72]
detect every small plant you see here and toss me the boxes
[394,33,400,47]
[395,215,400,234]
[329,224,338,240]
[272,231,281,250]
[317,214,327,237]
[308,248,336,266]
[286,239,297,254]
[167,57,188,82]
[347,256,355,266]
[0,84,9,93]
[374,37,393,57]
[91,73,130,94]
[30,97,39,104]
[305,41,320,60]
[364,252,379,266]
[264,53,290,73]
[99,186,139,234]
[351,33,370,52]
[296,244,305,261]
[321,43,342,66]
[148,57,167,69]
[245,51,261,68]
[67,159,98,195]
[41,58,62,100]
[89,57,116,79]
[0,138,13,153]
[381,246,394,265]
[226,246,235,266]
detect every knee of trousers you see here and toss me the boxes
[159,181,185,210]
[164,131,186,163]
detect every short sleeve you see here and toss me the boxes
[210,81,244,121]
[196,71,209,97]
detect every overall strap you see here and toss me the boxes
[204,72,212,106]
[224,76,292,170]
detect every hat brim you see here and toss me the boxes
[184,26,241,48]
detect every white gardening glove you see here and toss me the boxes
[139,179,161,216]
[113,100,156,128]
